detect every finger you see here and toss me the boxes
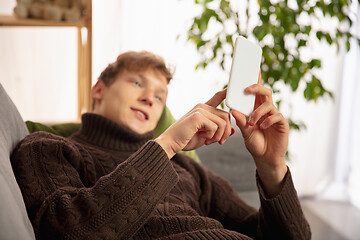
[257,70,262,84]
[231,110,246,128]
[219,126,233,145]
[231,110,252,139]
[190,112,218,140]
[191,104,231,127]
[191,103,232,143]
[205,89,227,107]
[248,102,277,126]
[254,71,263,108]
[245,84,273,101]
[188,108,227,145]
[259,113,289,132]
[197,108,229,145]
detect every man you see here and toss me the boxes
[11,51,311,239]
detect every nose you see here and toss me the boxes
[139,89,154,107]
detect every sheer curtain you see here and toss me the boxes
[346,1,360,208]
[331,1,360,207]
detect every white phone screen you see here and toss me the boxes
[225,36,262,116]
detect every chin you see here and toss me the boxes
[128,126,150,135]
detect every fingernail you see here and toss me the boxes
[248,116,254,125]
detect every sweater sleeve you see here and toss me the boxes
[205,165,311,239]
[10,132,178,240]
[174,154,311,240]
[254,169,311,239]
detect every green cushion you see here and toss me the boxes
[26,106,201,162]
[26,122,80,138]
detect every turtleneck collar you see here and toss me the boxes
[70,113,154,152]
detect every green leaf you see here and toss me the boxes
[195,61,208,70]
[290,69,301,91]
[325,33,333,44]
[220,0,231,18]
[281,66,291,81]
[285,151,290,161]
[316,31,323,41]
[220,53,225,70]
[288,119,307,131]
[304,76,325,101]
[220,101,225,109]
[226,35,233,44]
[308,59,321,68]
[304,25,312,35]
[197,8,219,33]
[298,39,306,47]
[276,100,282,109]
[211,37,222,60]
[253,25,268,41]
[198,16,208,32]
[304,82,314,101]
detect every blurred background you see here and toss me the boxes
[0,0,359,238]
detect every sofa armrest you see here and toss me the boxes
[0,84,35,240]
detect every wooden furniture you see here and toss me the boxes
[0,0,92,119]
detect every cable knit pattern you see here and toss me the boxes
[11,113,311,239]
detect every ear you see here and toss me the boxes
[92,79,106,101]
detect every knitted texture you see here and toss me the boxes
[11,113,311,239]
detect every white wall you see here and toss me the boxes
[115,0,228,119]
[0,0,351,197]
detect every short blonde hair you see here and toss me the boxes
[98,51,174,86]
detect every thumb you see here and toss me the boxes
[231,110,252,138]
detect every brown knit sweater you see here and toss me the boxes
[11,113,311,239]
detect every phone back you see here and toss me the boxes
[225,36,262,115]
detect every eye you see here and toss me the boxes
[155,96,162,101]
[133,81,141,87]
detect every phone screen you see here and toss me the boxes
[225,36,262,115]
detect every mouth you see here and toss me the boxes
[131,108,149,121]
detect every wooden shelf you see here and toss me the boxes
[0,0,92,120]
[0,14,85,27]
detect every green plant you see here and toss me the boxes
[186,0,360,131]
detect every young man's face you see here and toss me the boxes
[92,69,168,134]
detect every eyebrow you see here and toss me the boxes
[137,73,167,94]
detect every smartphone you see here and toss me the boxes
[225,36,262,116]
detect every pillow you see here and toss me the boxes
[26,121,80,138]
[26,106,201,162]
[0,84,35,240]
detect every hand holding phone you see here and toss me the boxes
[225,36,262,116]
